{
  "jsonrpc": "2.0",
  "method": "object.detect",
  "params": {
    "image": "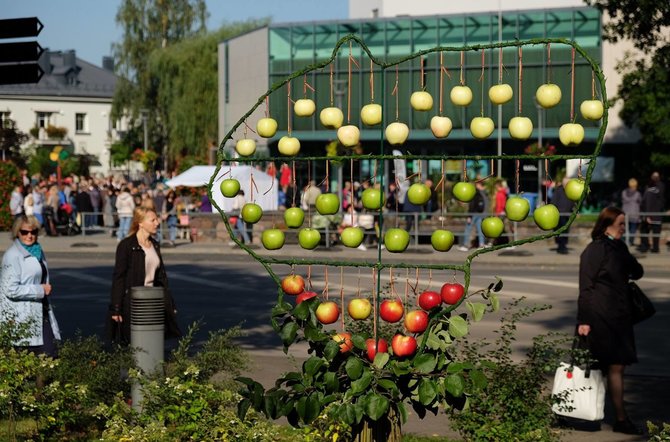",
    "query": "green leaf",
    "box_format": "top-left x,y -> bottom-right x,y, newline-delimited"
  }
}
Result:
445,373 -> 465,397
323,340 -> 340,361
469,369 -> 488,390
237,398 -> 250,420
293,301 -> 311,320
373,352 -> 390,369
351,334 -> 367,350
466,301 -> 487,322
297,392 -> 321,424
448,316 -> 469,338
493,279 -> 503,292
345,357 -> 364,380
446,362 -> 465,374
397,402 -> 408,424
377,378 -> 399,396
351,370 -> 373,394
250,382 -> 264,409
413,353 -> 437,373
365,393 -> 390,421
280,321 -> 299,346
304,356 -> 325,376
263,394 -> 278,419
322,371 -> 338,393
490,294 -> 500,312
391,360 -> 412,376
339,403 -> 357,426
425,332 -> 444,350
418,378 -> 438,406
